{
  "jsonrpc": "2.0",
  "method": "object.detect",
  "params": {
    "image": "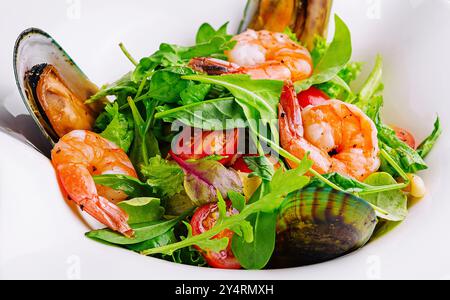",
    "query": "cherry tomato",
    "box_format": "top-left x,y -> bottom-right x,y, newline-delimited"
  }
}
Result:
391,125 -> 416,149
297,87 -> 329,109
173,128 -> 239,165
191,201 -> 241,269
